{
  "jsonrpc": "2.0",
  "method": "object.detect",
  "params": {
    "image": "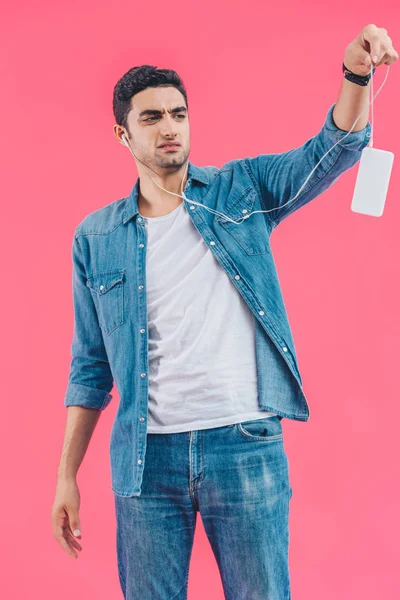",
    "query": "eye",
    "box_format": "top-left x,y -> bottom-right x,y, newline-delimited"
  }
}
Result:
144,114 -> 186,122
